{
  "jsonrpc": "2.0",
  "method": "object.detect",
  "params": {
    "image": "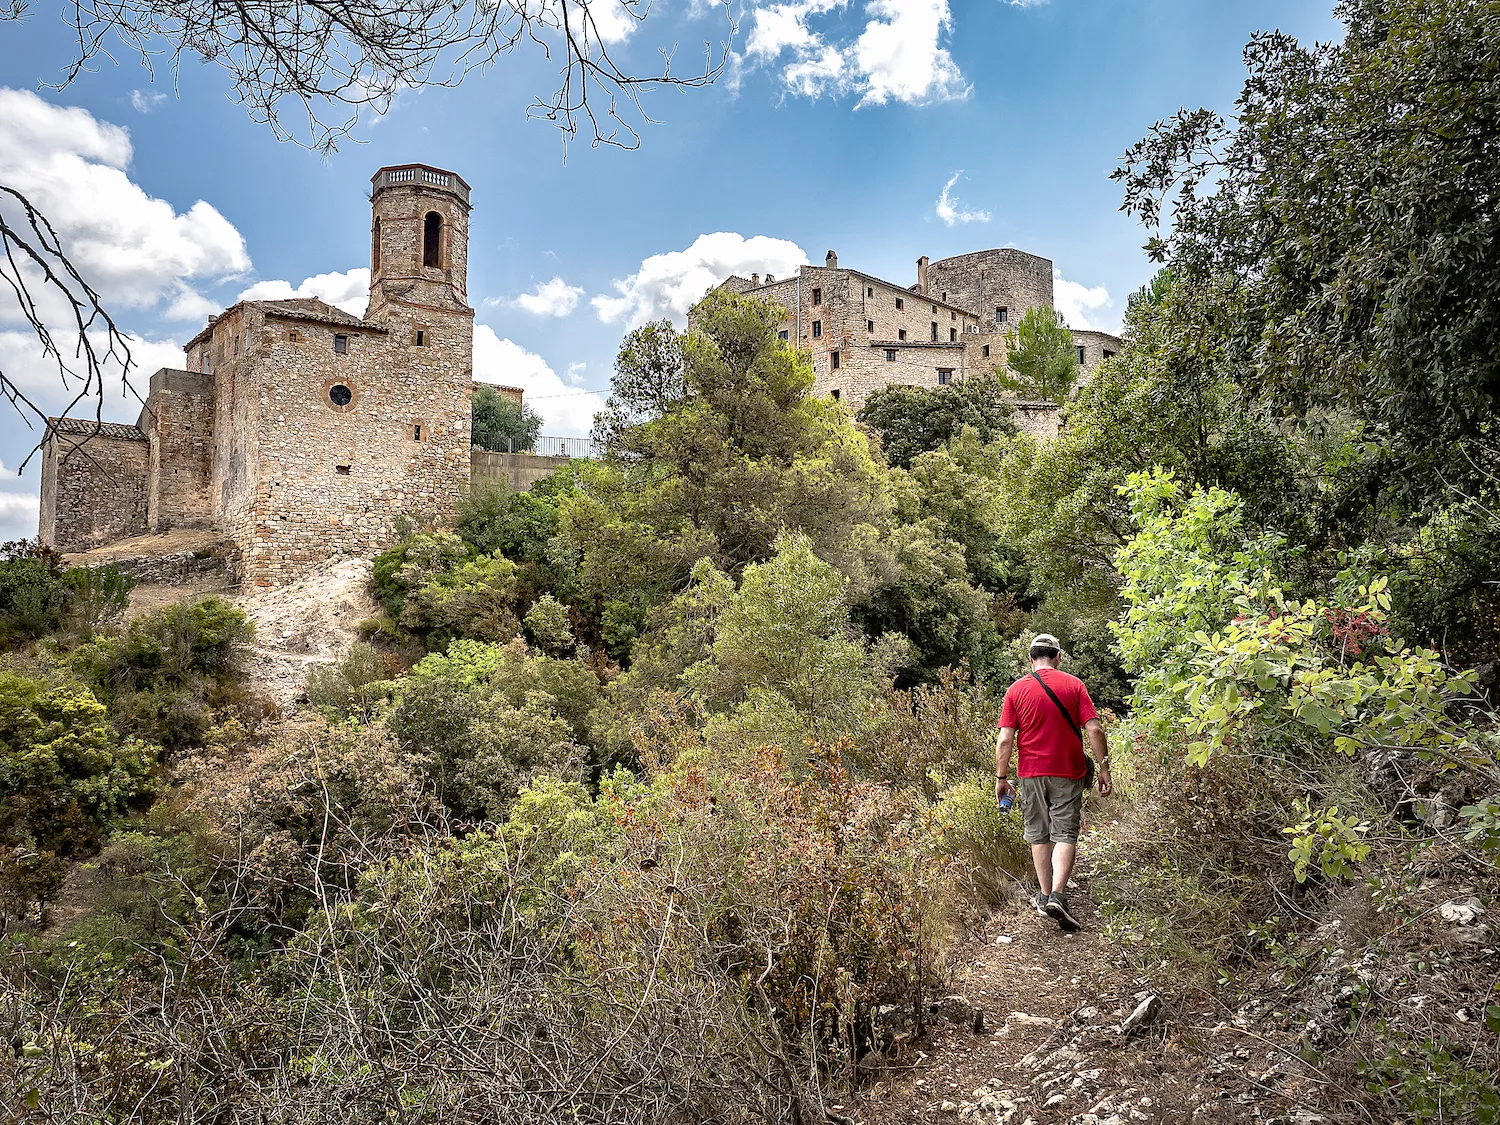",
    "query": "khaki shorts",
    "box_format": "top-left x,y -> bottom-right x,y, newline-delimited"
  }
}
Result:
1019,775 -> 1085,845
